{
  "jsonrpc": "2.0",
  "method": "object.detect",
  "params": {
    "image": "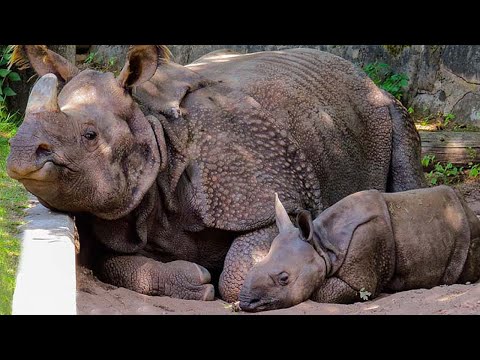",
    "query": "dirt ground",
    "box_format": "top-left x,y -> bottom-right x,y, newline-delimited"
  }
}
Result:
76,181 -> 480,315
